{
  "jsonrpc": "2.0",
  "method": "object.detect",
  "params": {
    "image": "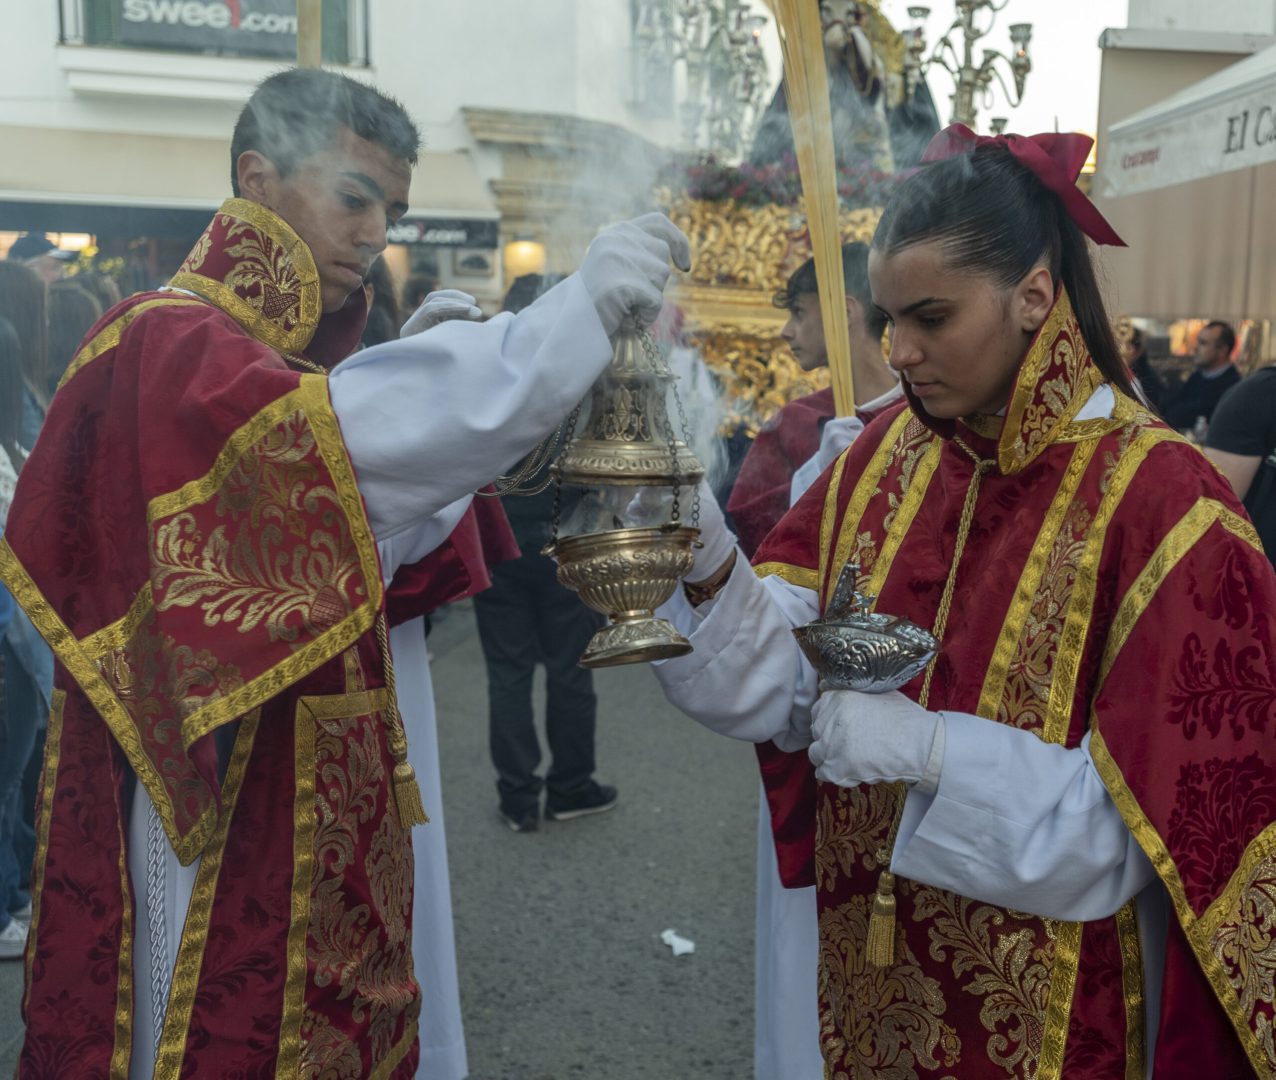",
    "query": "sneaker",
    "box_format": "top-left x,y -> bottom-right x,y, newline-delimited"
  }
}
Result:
545,783 -> 618,822
0,919 -> 27,961
9,900 -> 31,923
500,806 -> 539,833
